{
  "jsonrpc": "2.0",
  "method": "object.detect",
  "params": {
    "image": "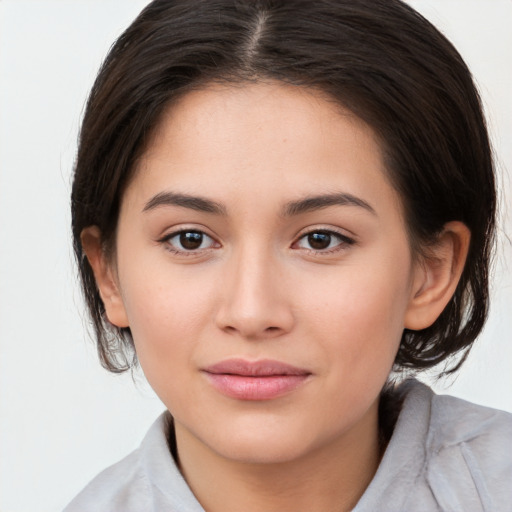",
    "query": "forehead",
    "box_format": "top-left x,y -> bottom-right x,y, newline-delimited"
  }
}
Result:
144,81 -> 379,166
125,81 -> 402,220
